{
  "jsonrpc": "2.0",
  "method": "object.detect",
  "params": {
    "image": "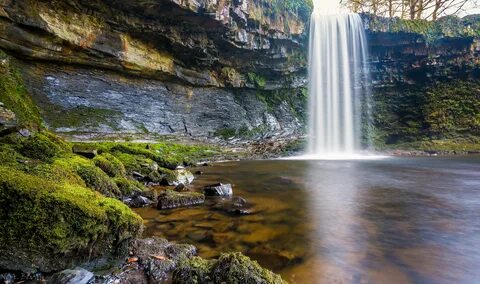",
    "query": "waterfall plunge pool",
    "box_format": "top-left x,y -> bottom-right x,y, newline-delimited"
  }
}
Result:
135,156 -> 480,283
